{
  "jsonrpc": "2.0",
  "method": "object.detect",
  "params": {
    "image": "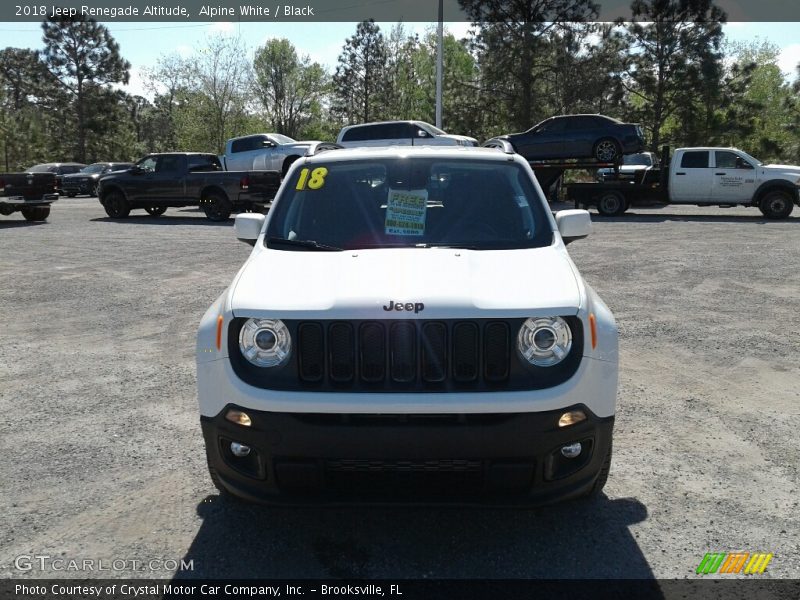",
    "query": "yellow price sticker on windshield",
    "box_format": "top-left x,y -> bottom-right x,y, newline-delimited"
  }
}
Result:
295,167 -> 328,190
